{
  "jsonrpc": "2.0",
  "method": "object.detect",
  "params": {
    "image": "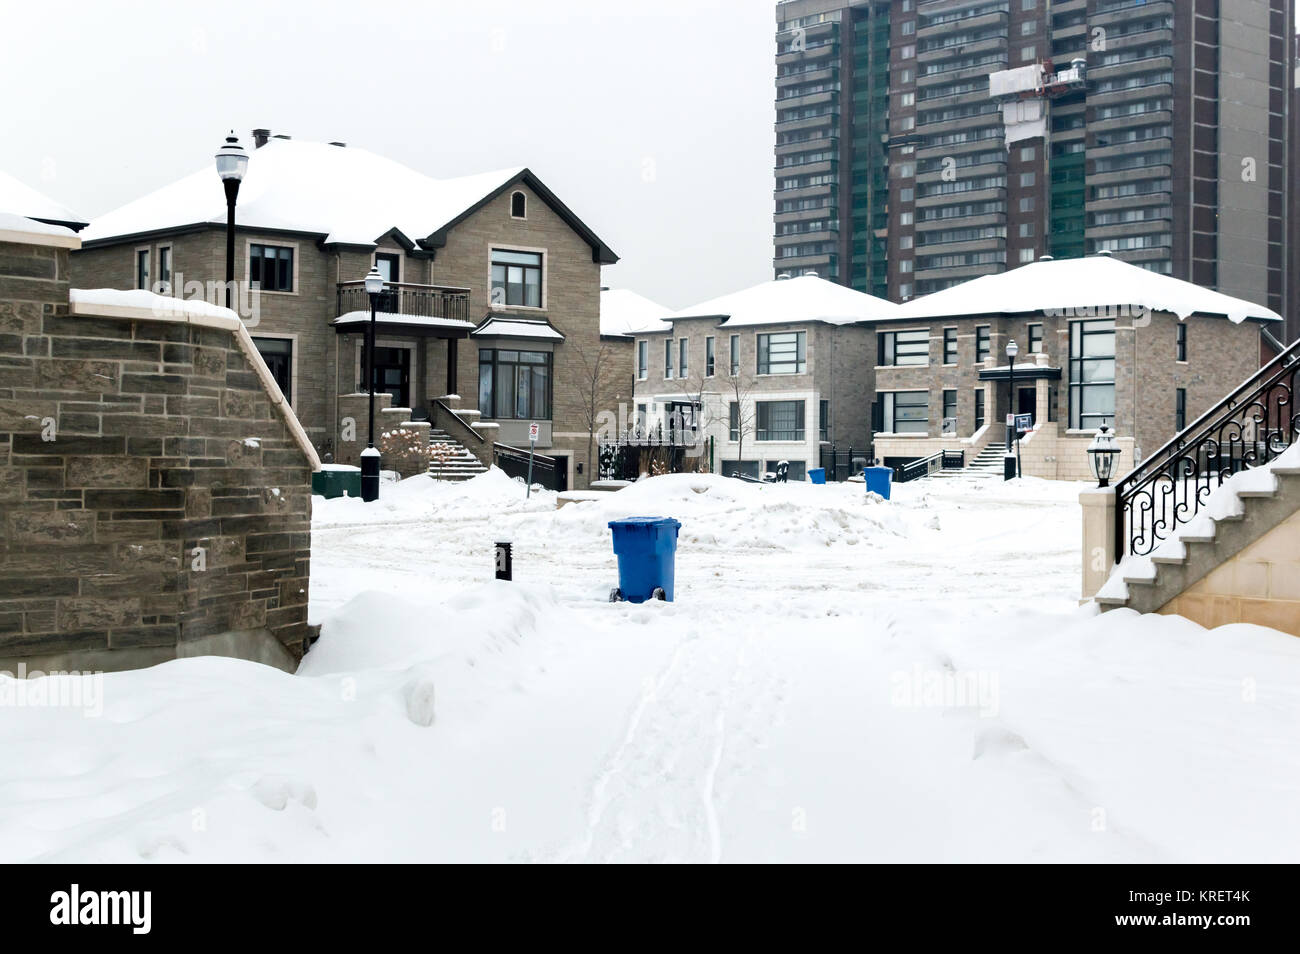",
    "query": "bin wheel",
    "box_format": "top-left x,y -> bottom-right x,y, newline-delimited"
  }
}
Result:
651,587 -> 667,601
609,587 -> 623,603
